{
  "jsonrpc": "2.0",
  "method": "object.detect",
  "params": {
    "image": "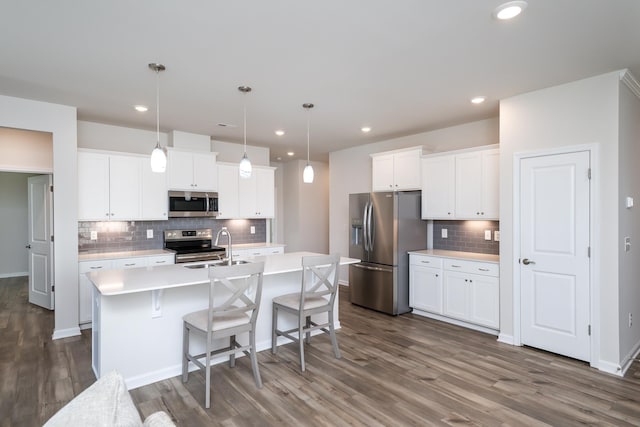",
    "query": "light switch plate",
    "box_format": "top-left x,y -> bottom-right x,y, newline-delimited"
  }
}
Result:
90,231 -> 98,240
484,230 -> 492,240
625,236 -> 631,252
494,231 -> 500,242
147,229 -> 154,239
626,196 -> 634,208
441,228 -> 448,238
